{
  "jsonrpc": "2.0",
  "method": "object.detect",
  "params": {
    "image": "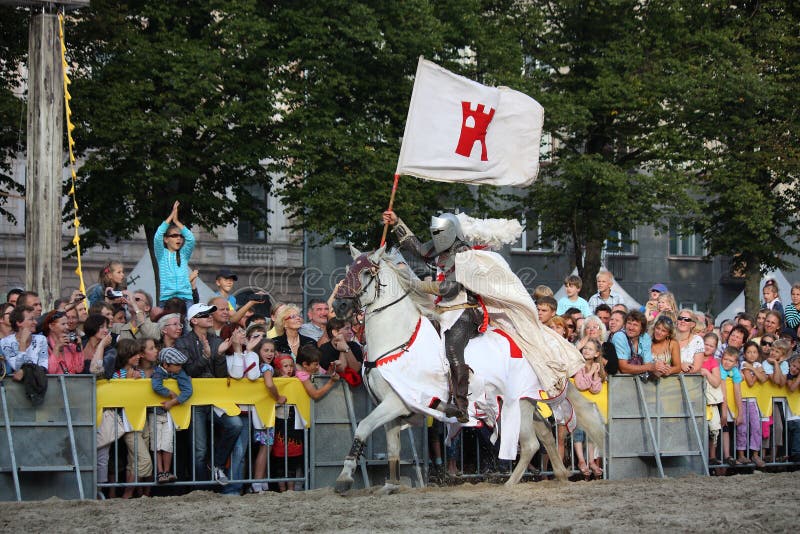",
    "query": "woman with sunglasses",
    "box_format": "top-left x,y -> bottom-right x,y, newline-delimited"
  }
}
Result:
675,309 -> 705,373
270,304 -> 315,358
154,200 -> 196,308
42,310 -> 83,375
